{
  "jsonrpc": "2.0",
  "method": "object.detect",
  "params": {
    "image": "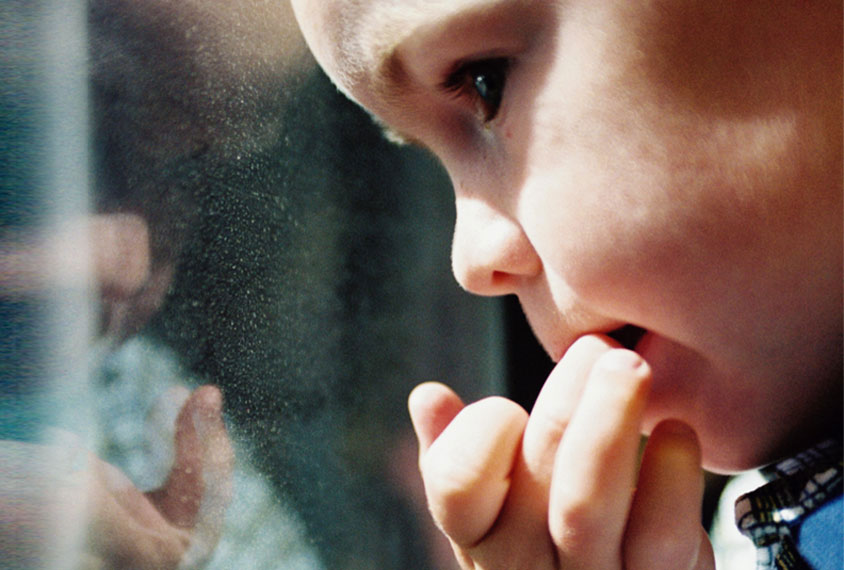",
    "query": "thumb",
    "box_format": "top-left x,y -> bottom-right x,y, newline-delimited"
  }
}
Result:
148,385 -> 233,529
624,420 -> 714,570
408,382 -> 465,454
